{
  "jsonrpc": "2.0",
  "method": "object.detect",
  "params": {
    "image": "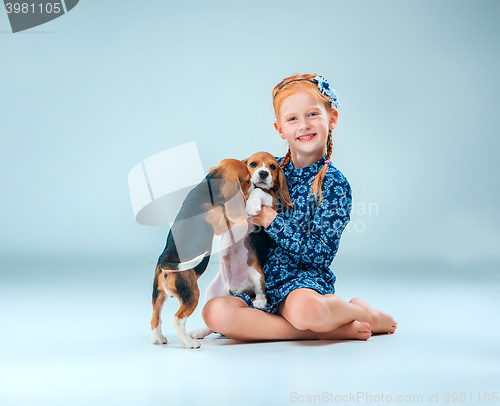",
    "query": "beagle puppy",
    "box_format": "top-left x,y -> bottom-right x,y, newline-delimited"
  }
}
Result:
150,159 -> 252,349
190,152 -> 292,340
243,151 -> 293,218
